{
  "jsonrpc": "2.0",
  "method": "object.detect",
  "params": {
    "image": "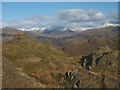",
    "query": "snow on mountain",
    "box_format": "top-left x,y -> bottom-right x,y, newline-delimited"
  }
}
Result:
17,23 -> 119,33
97,23 -> 119,28
70,27 -> 92,31
18,26 -> 50,32
18,26 -> 92,32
